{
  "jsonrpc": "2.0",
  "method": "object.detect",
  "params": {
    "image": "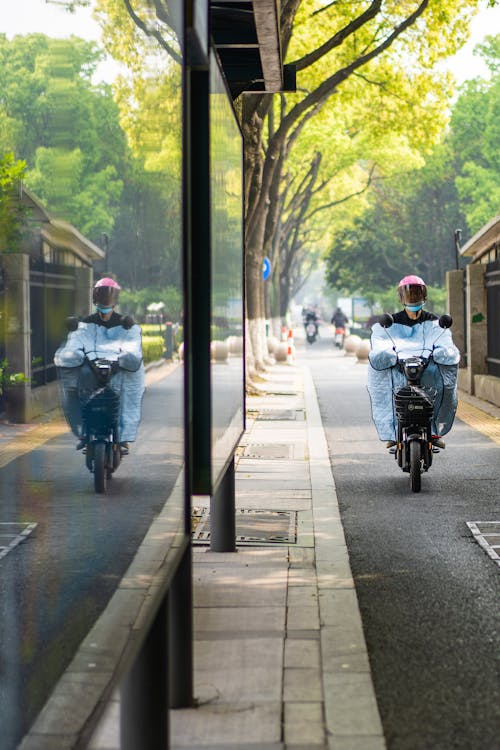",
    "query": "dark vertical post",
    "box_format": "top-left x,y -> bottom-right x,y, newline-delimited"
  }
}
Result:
454,228 -> 462,271
169,543 -> 193,707
210,457 -> 236,552
189,67 -> 212,493
120,597 -> 169,750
